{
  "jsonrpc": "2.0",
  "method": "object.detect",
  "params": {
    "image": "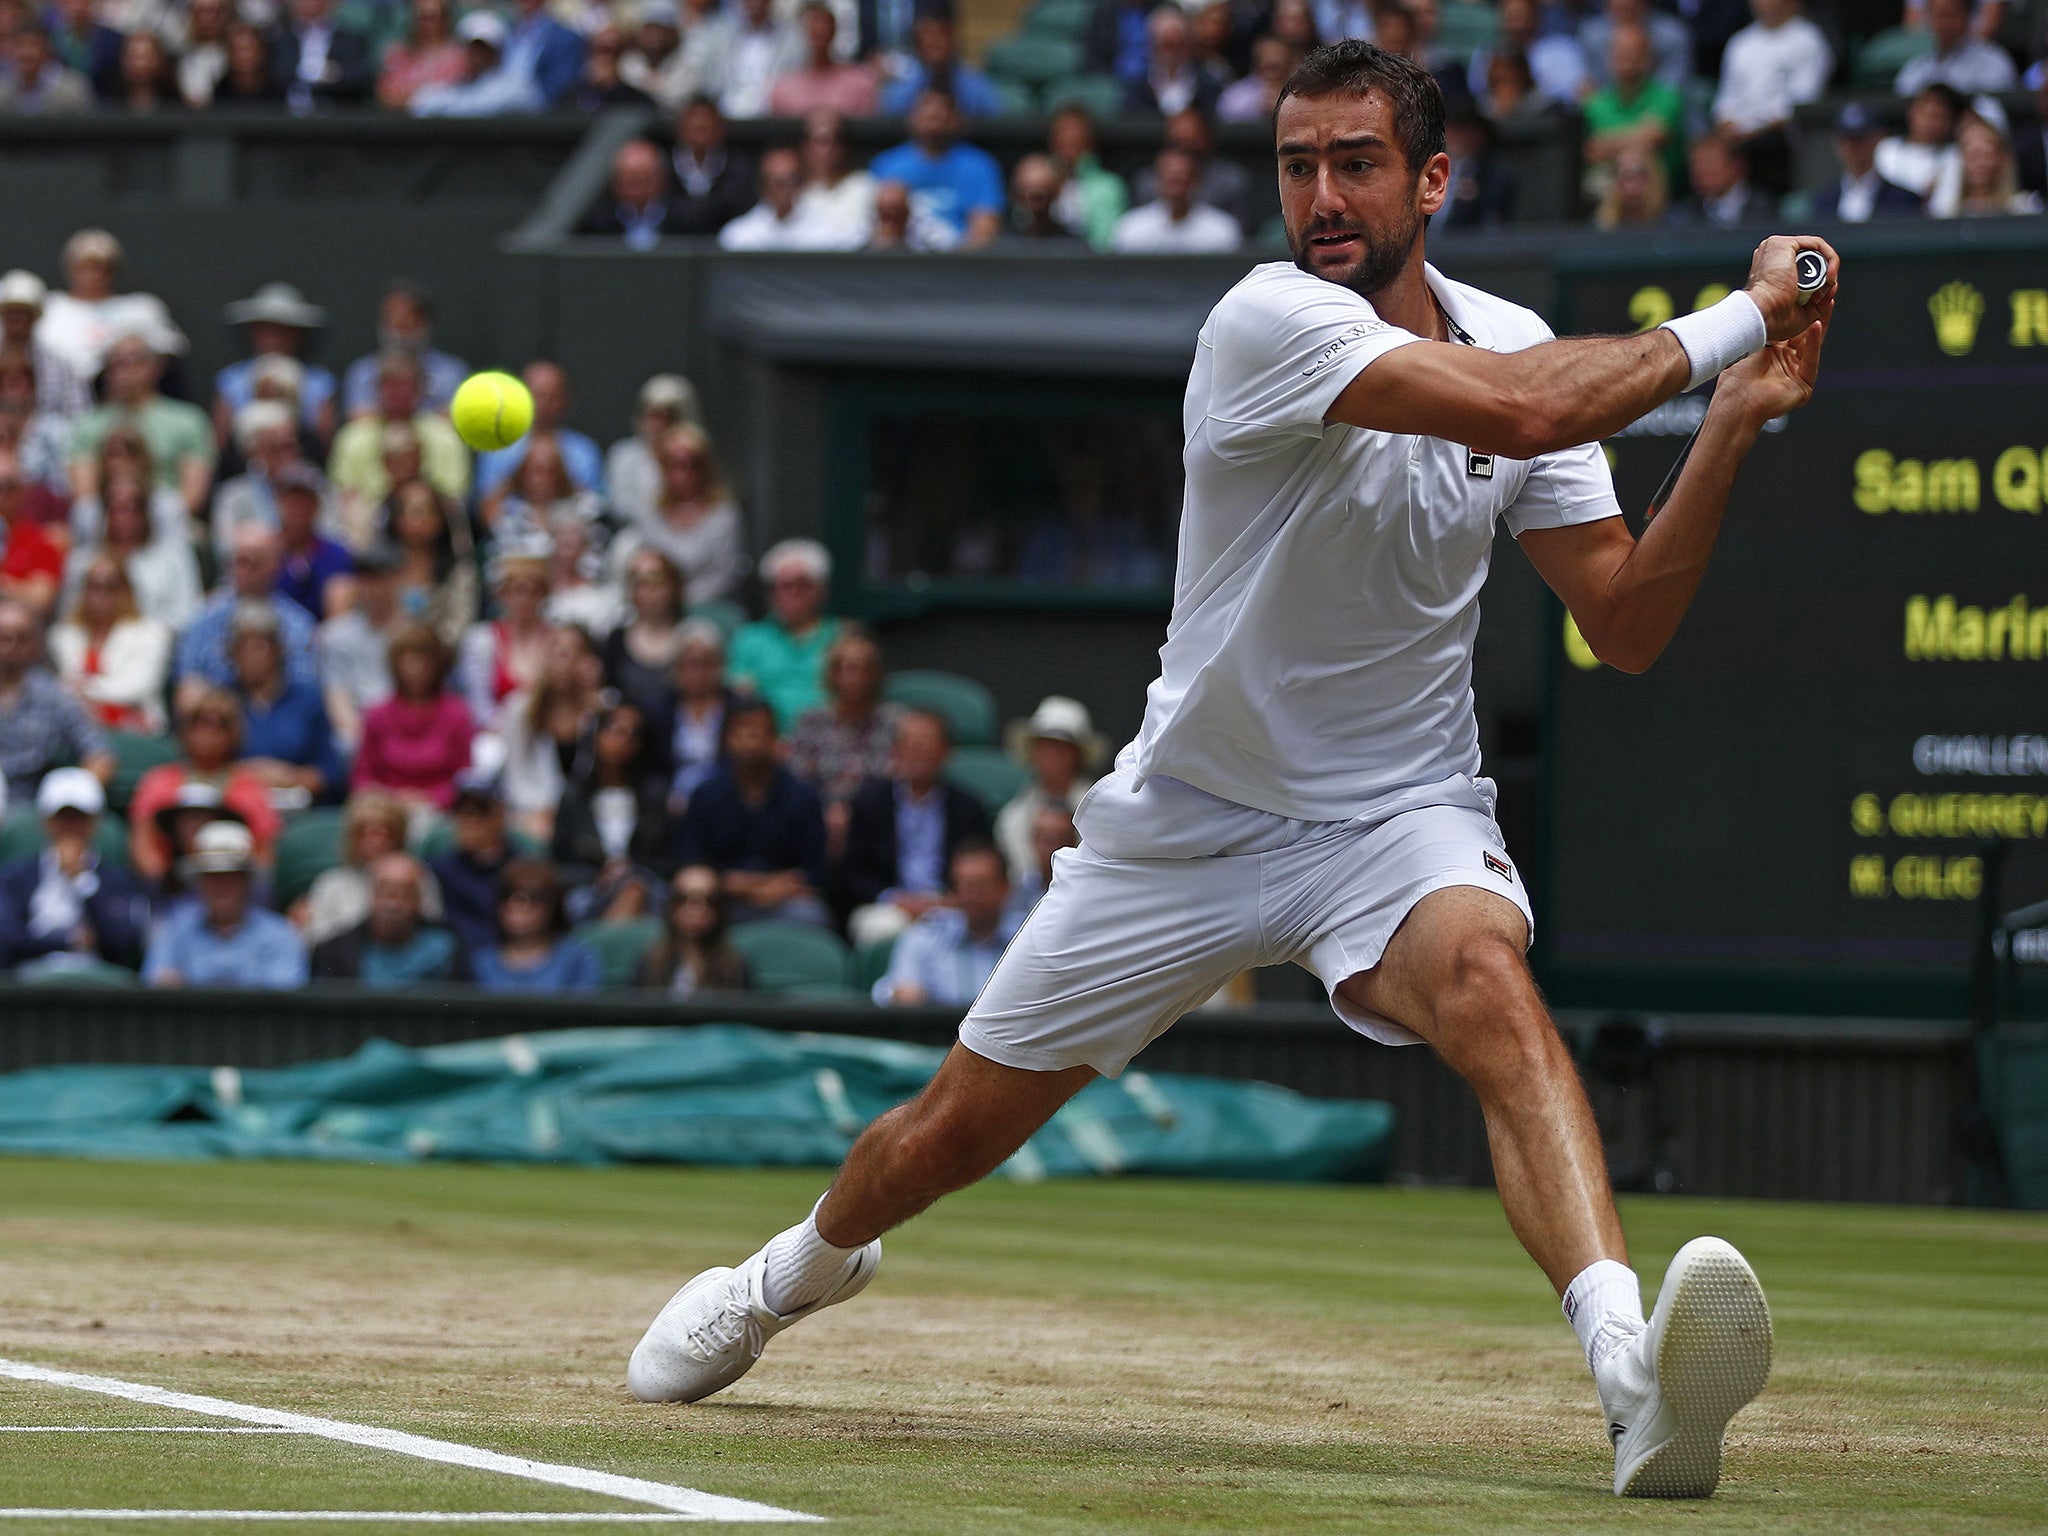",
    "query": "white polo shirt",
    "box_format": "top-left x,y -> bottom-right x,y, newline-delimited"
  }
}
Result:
1130,260 -> 1620,824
